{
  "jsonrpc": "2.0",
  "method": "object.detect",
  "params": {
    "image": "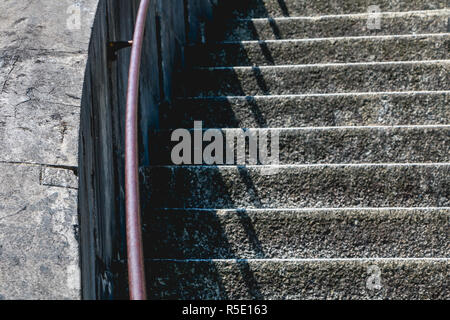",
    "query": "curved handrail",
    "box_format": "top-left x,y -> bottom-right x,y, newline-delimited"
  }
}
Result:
125,0 -> 150,300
